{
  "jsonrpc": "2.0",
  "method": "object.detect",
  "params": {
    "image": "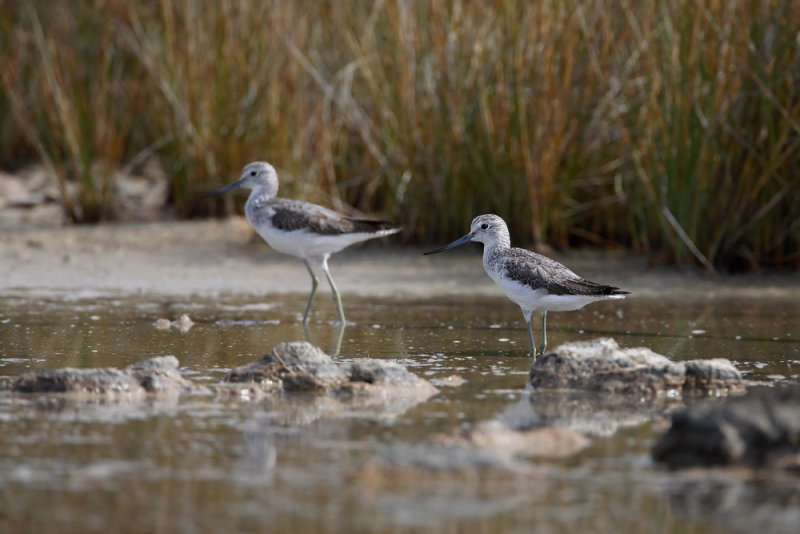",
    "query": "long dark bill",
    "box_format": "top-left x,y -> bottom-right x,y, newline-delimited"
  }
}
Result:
200,179 -> 243,199
423,233 -> 473,255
